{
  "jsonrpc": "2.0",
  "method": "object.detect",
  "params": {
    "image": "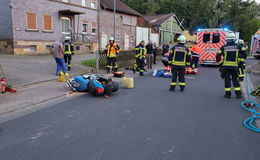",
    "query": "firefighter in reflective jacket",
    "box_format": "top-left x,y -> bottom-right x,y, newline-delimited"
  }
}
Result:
237,39 -> 248,81
106,37 -> 120,73
168,35 -> 191,91
187,41 -> 201,74
63,36 -> 75,71
216,32 -> 243,99
134,40 -> 147,76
